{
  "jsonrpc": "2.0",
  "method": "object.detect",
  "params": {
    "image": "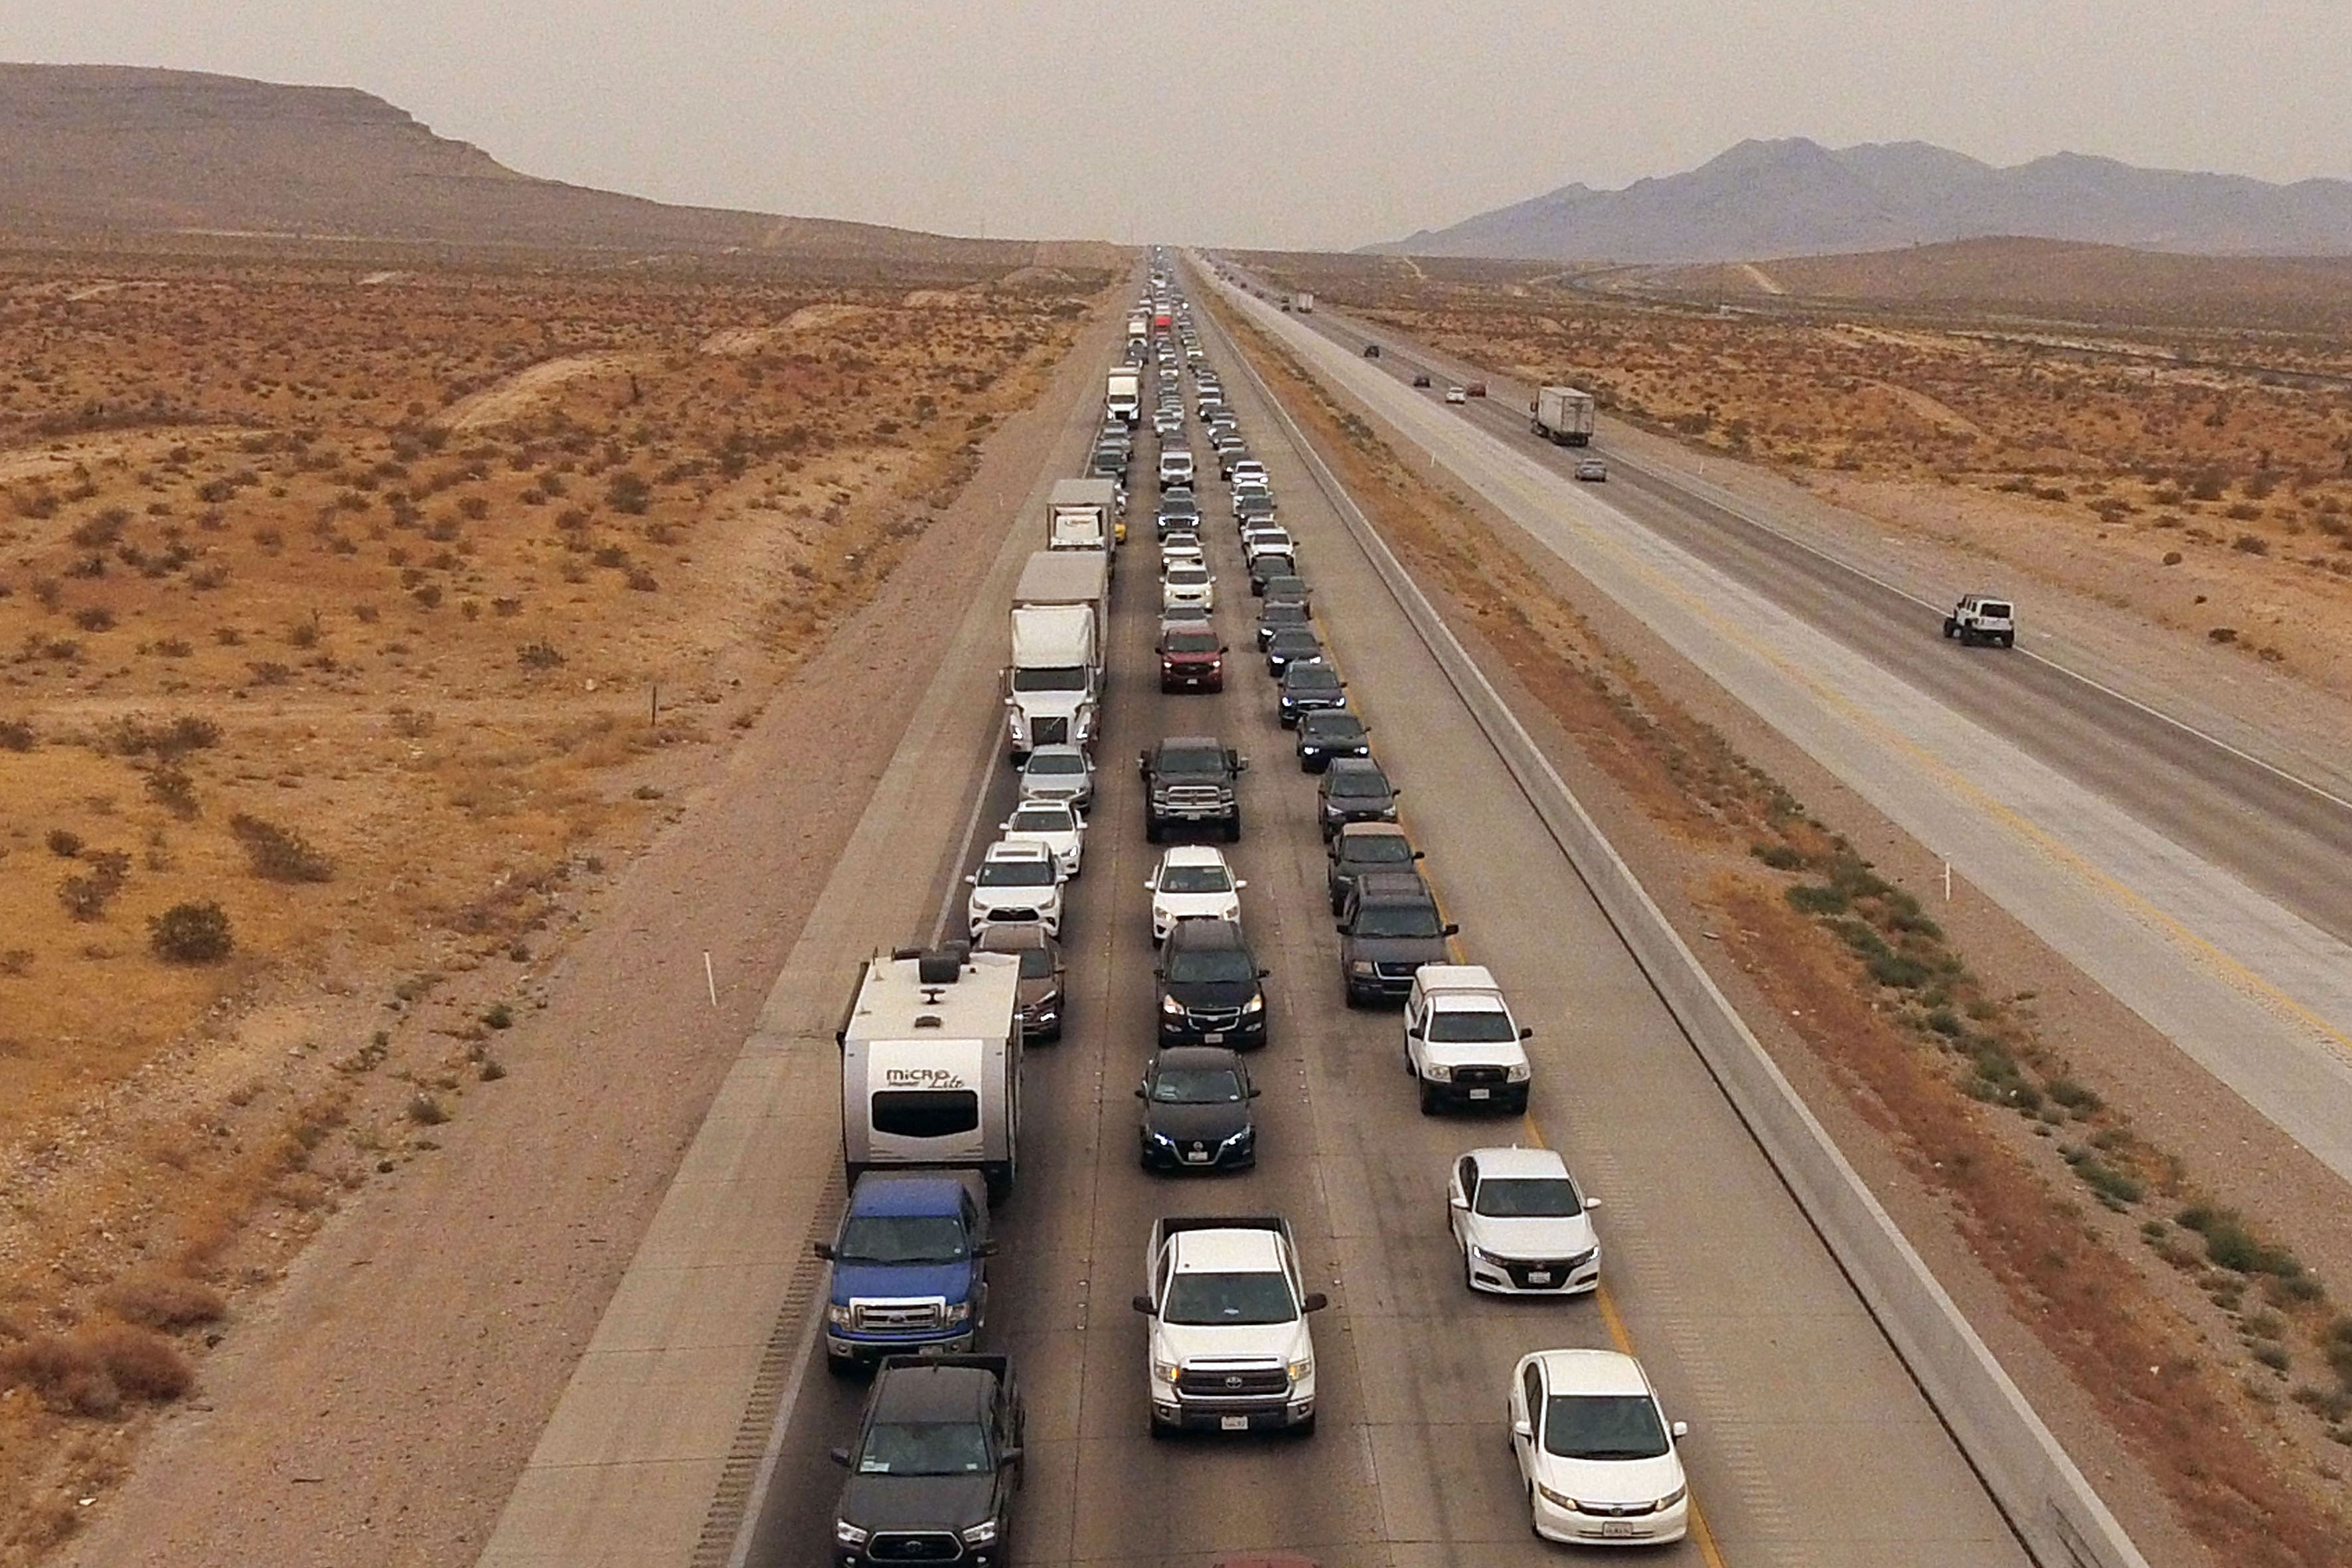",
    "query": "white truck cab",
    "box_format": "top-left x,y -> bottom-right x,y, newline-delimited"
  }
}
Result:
1404,964 -> 1533,1115
1133,1215 -> 1326,1437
